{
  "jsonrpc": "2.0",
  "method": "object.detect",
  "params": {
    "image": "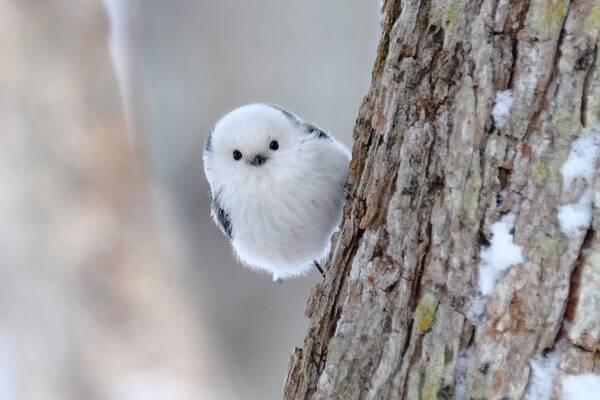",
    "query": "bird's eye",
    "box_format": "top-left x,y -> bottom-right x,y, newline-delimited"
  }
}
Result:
269,140 -> 279,151
233,150 -> 242,160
